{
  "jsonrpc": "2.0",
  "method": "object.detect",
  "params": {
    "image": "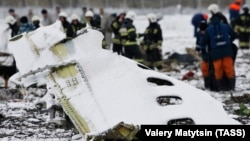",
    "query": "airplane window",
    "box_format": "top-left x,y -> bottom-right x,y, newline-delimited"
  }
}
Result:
167,118 -> 195,125
147,77 -> 174,86
157,96 -> 182,106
